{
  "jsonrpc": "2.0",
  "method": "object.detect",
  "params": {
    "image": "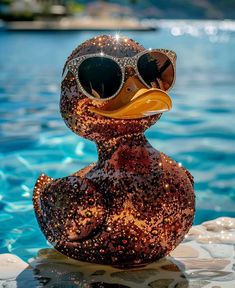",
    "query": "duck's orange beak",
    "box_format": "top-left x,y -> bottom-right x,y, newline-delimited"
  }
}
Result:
89,77 -> 172,120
